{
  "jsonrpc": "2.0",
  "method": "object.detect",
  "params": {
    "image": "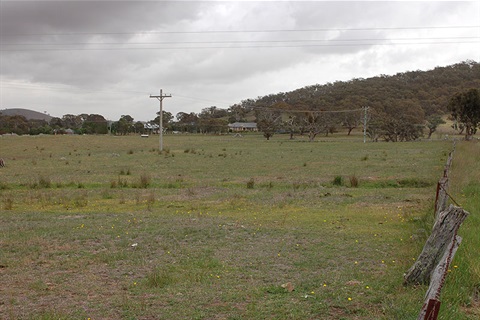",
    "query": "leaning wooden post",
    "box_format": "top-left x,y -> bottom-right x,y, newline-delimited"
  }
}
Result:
417,235 -> 462,320
404,205 -> 469,285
